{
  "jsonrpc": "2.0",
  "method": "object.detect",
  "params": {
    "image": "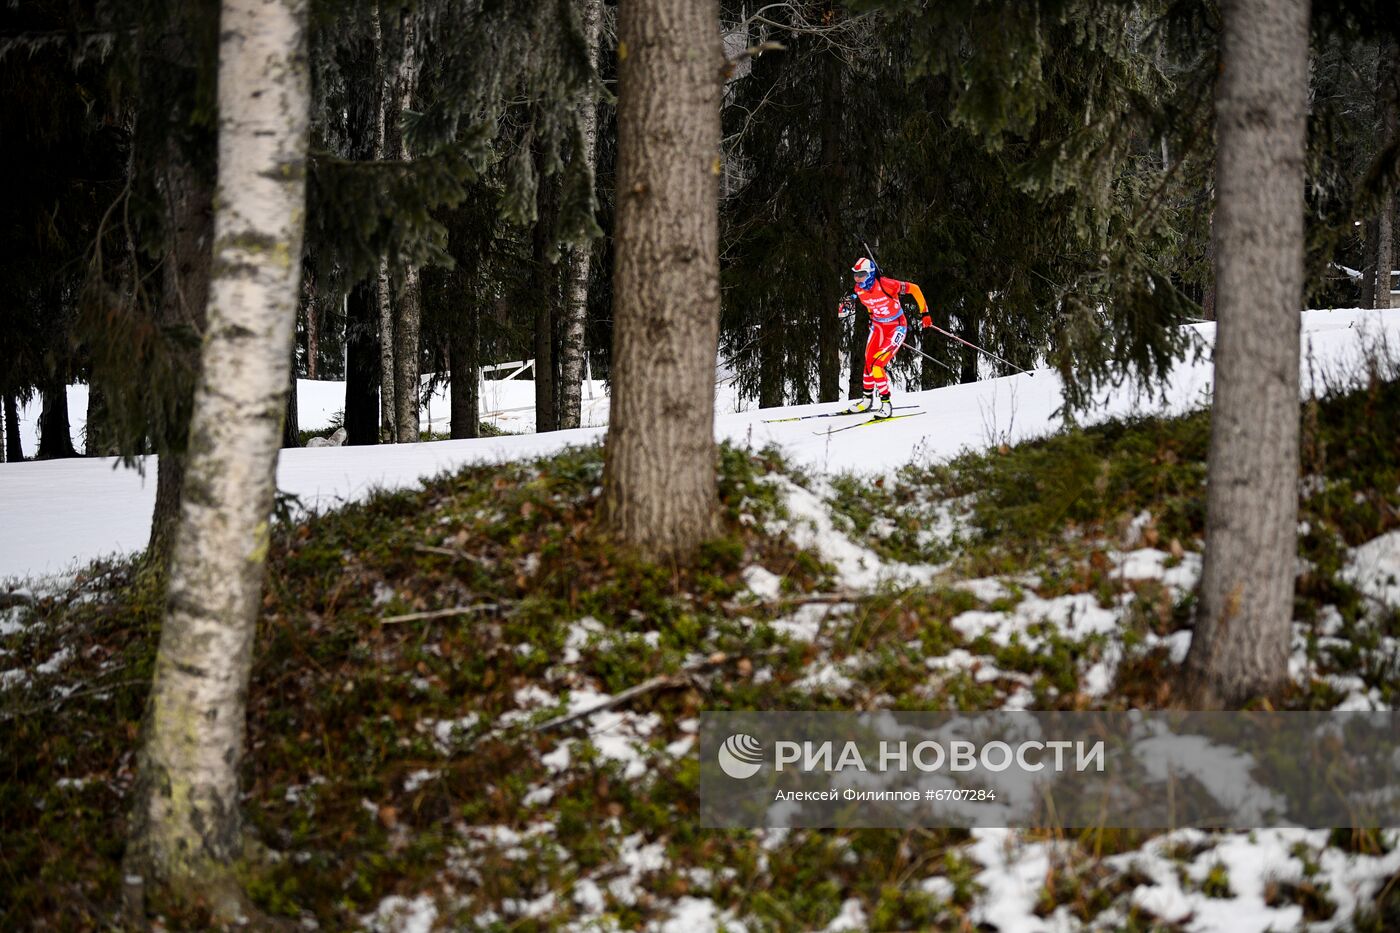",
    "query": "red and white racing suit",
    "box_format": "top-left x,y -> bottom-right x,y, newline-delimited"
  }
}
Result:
845,276 -> 927,399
